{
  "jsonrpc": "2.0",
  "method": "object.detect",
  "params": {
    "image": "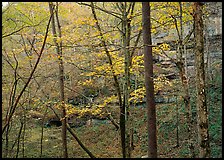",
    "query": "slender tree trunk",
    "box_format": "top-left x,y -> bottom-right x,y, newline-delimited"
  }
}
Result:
193,2 -> 210,158
56,3 -> 68,158
175,95 -> 180,147
40,106 -> 48,157
118,2 -> 135,157
4,120 -> 10,157
15,121 -> 23,158
22,116 -> 26,158
174,2 -> 195,157
121,2 -> 133,158
89,2 -> 139,157
48,105 -> 96,158
4,51 -> 19,158
48,2 -> 68,158
89,2 -> 125,157
204,20 -> 211,82
184,45 -> 188,78
90,2 -> 122,108
2,11 -> 53,135
142,2 -> 157,158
